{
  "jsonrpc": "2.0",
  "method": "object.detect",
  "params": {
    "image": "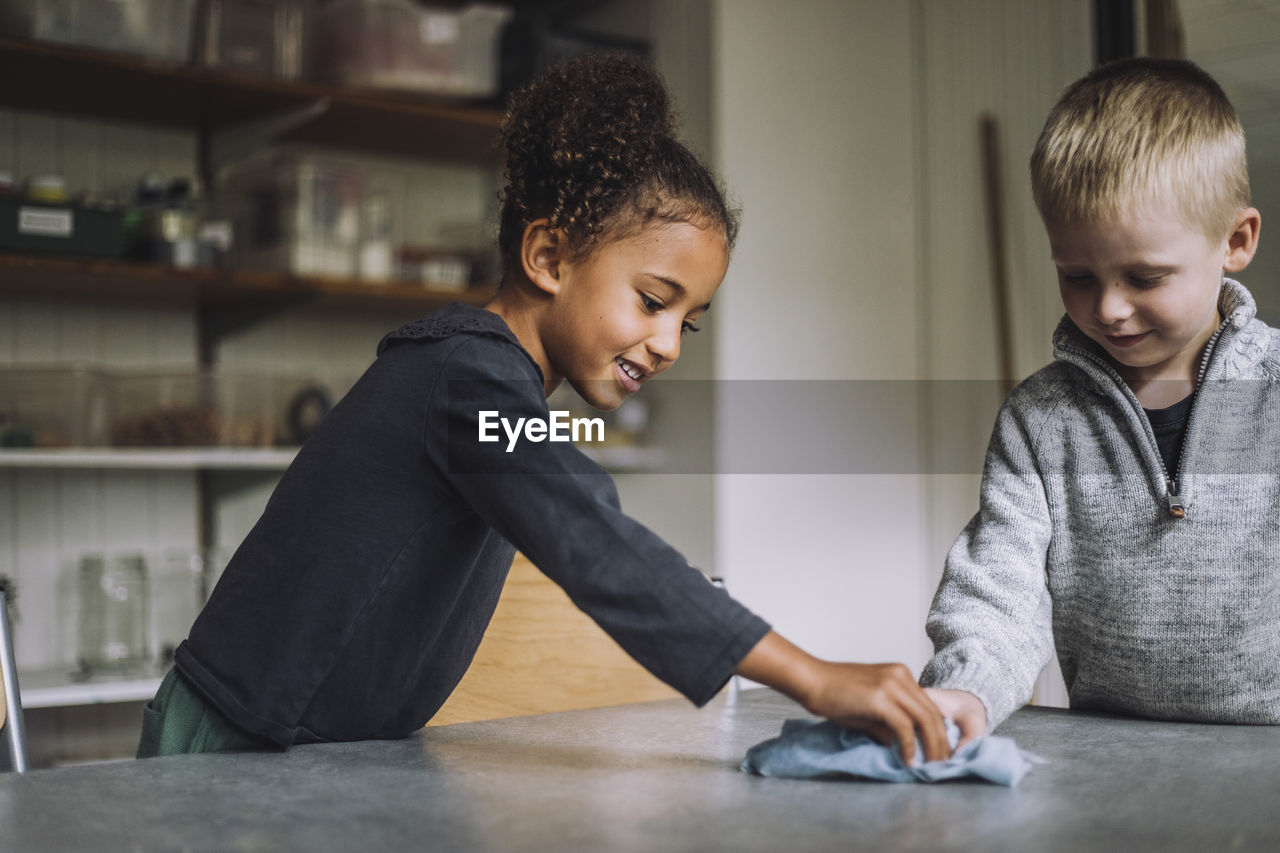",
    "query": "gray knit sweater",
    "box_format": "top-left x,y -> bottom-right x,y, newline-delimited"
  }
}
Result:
921,279 -> 1280,730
